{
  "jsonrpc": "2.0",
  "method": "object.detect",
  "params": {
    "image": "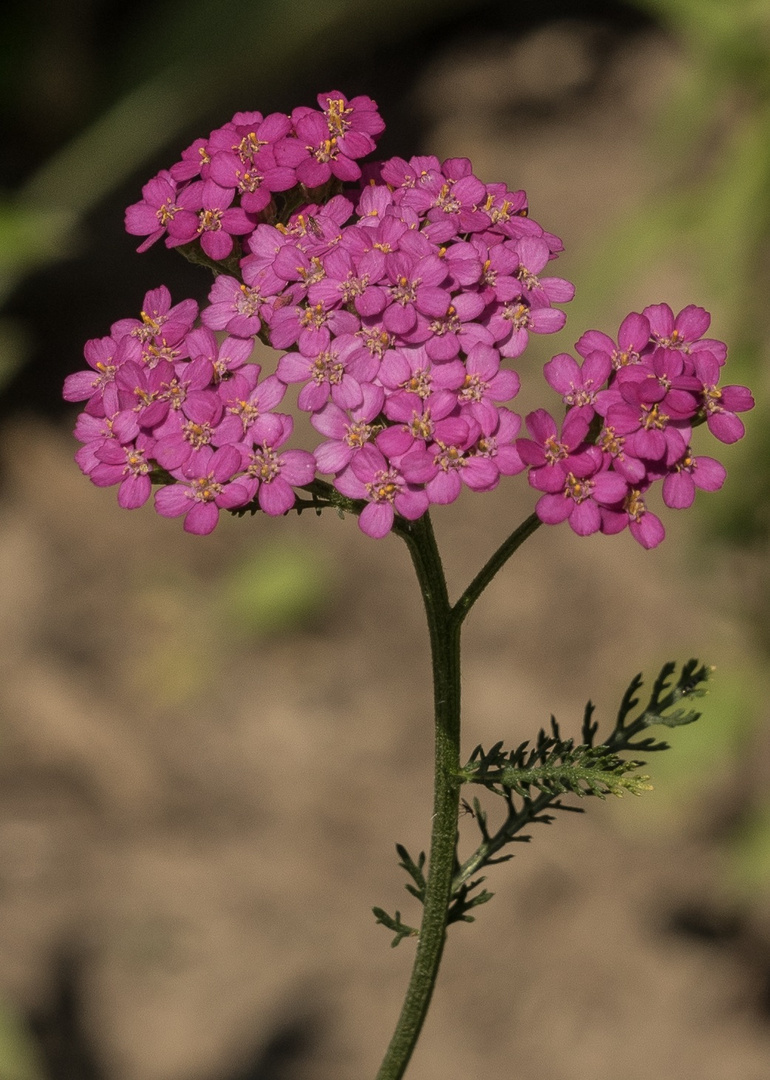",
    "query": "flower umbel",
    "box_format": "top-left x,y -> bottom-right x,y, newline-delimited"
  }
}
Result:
69,93 -> 751,547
